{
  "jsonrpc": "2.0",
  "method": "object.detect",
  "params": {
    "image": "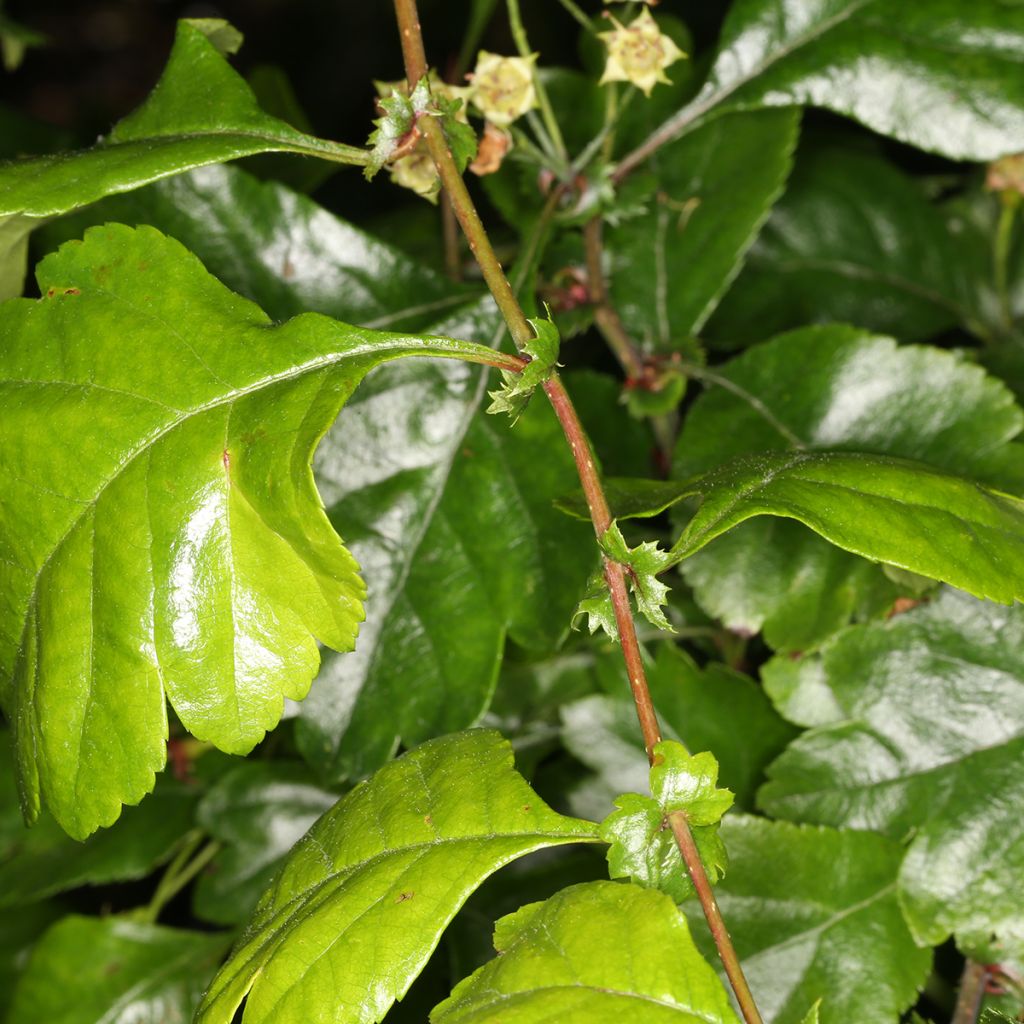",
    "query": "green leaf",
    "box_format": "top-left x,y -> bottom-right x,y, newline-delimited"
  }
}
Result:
608,107 -> 799,348
642,0 -> 1024,163
670,325 -> 1023,649
0,223 -> 512,838
0,212 -> 32,299
195,730 -> 599,1024
759,588 -> 1024,961
601,741 -> 733,902
706,145 -> 971,345
682,816 -> 931,1024
37,162 -> 477,332
0,6 -> 44,72
192,761 -> 337,926
6,915 -> 230,1024
487,314 -> 560,421
667,449 -> 1024,604
367,78 -> 431,180
0,19 -> 367,224
600,521 -> 675,632
0,901 -> 63,1018
431,880 -> 741,1024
